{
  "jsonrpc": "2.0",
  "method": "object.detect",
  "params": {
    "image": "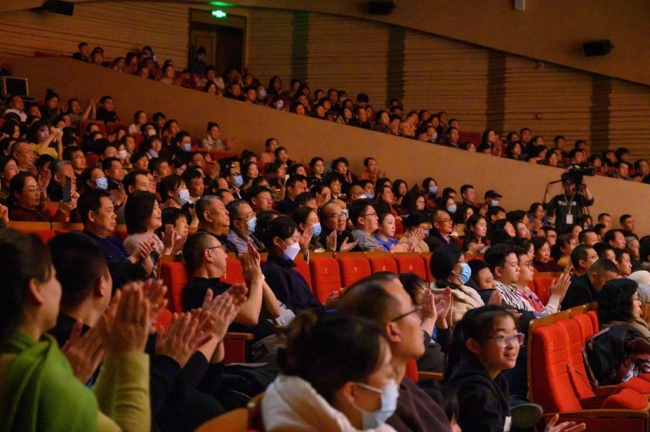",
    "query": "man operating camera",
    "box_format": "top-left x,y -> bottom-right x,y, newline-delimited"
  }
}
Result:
543,169 -> 595,234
